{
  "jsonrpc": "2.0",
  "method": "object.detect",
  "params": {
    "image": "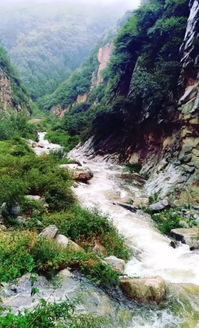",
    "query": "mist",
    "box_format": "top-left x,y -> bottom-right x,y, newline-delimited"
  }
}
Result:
1,0 -> 141,10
